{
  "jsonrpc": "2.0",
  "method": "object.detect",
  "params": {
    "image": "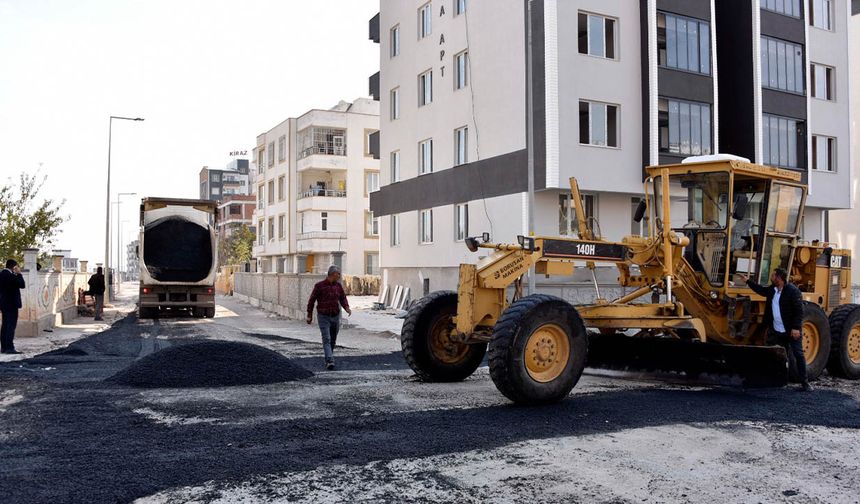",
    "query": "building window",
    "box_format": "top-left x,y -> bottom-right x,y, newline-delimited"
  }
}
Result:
579,101 -> 618,147
278,214 -> 286,240
420,209 -> 434,243
631,197 -> 645,236
658,98 -> 712,156
419,139 -> 433,175
657,12 -> 711,75
365,253 -> 380,275
268,217 -> 275,242
558,194 -> 595,236
278,135 -> 286,162
812,135 -> 836,172
257,185 -> 264,209
761,36 -> 804,94
391,214 -> 401,246
810,63 -> 834,100
390,24 -> 400,57
455,50 -> 468,90
391,150 -> 401,182
268,142 -> 275,167
296,127 -> 347,159
763,114 -> 804,169
762,0 -> 802,17
810,0 -> 833,29
455,0 -> 466,16
257,148 -> 265,174
267,180 -> 275,205
419,2 -> 432,39
258,219 -> 265,244
390,87 -> 400,120
365,211 -> 379,237
321,211 -> 328,231
455,204 -> 468,241
365,171 -> 380,195
418,70 -> 433,106
454,127 -> 468,165
364,129 -> 378,157
577,12 -> 616,59
211,173 -> 221,182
